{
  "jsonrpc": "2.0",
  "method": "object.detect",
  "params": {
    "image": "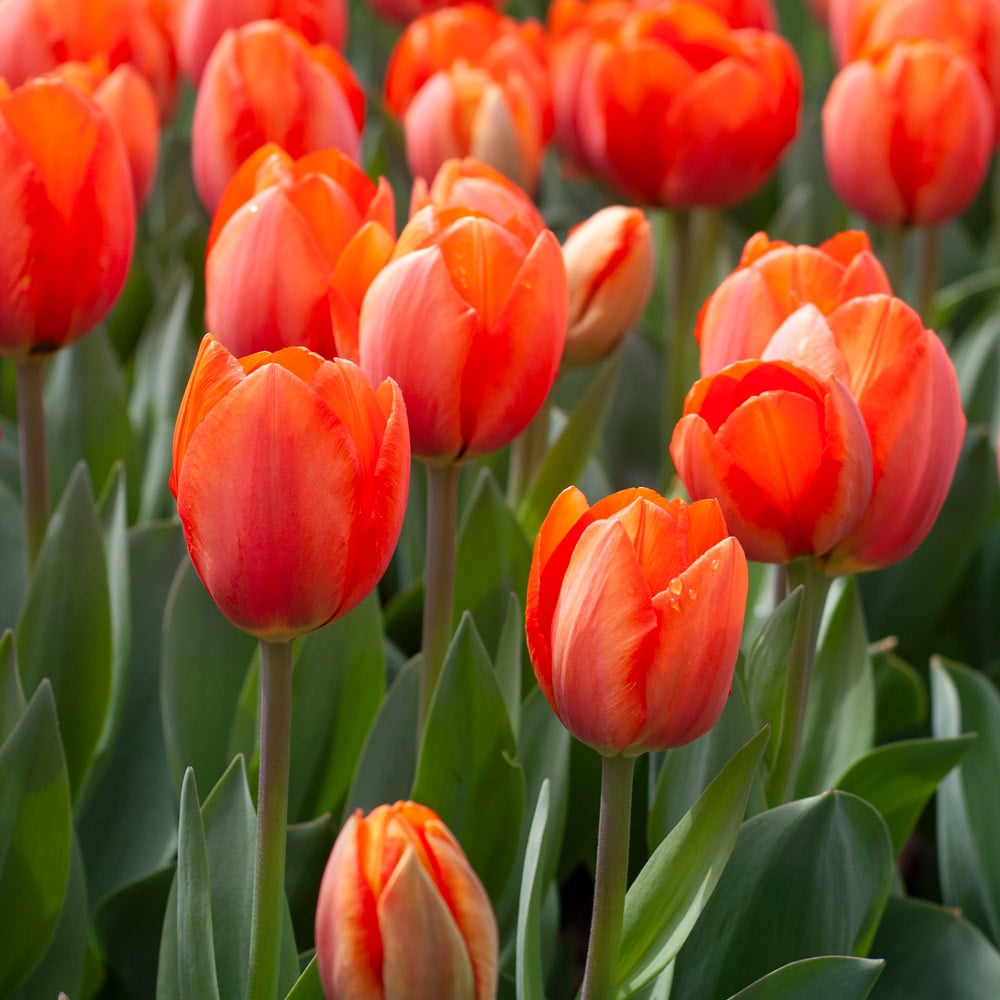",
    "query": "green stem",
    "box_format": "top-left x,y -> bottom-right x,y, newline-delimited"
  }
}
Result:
917,224 -> 940,324
419,462 -> 460,733
766,560 -> 832,806
247,638 -> 294,1000
506,395 -> 551,508
581,753 -> 636,1000
882,224 -> 907,299
15,356 -> 50,571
